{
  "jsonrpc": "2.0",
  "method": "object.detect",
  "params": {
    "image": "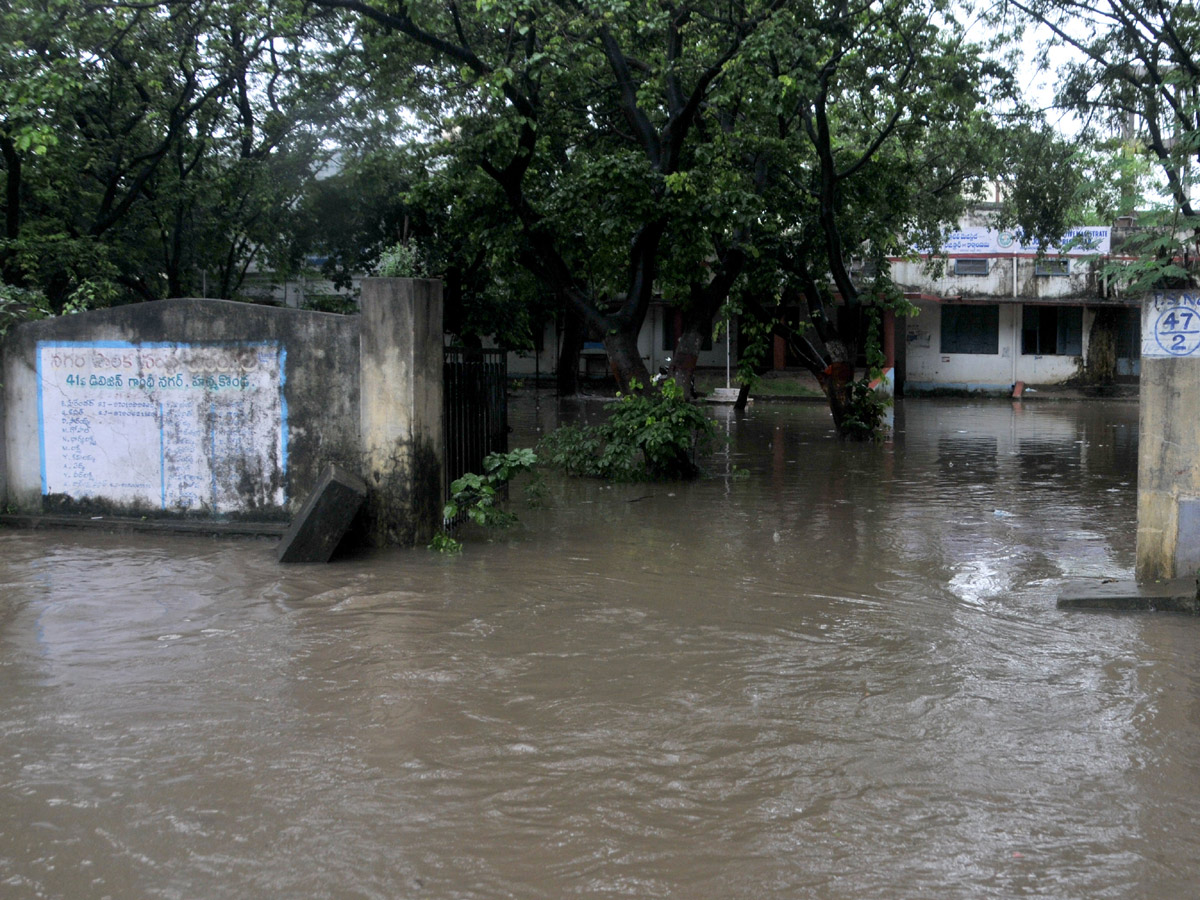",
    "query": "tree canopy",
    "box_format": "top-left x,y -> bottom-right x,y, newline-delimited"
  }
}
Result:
0,0 -> 353,310
1008,0 -> 1200,288
308,0 -> 1073,433
0,0 -> 1136,435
